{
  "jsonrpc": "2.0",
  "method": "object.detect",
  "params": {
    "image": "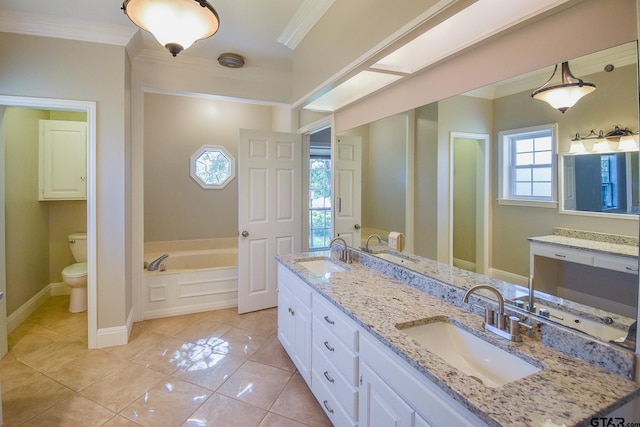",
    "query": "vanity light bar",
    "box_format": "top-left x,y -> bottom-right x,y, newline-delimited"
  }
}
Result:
570,125 -> 639,152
